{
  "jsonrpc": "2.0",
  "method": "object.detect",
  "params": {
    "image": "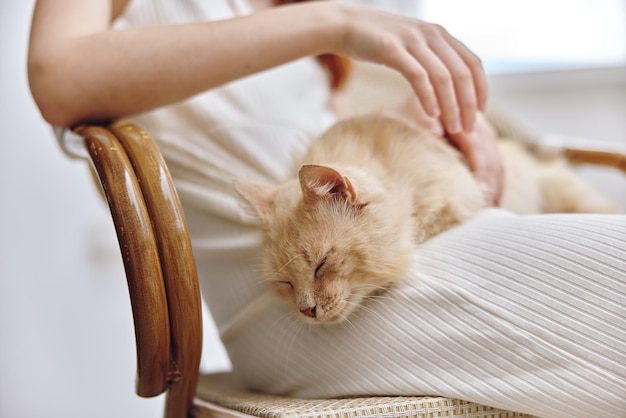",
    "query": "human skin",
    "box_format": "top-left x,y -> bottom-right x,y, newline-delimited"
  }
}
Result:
27,0 -> 502,204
